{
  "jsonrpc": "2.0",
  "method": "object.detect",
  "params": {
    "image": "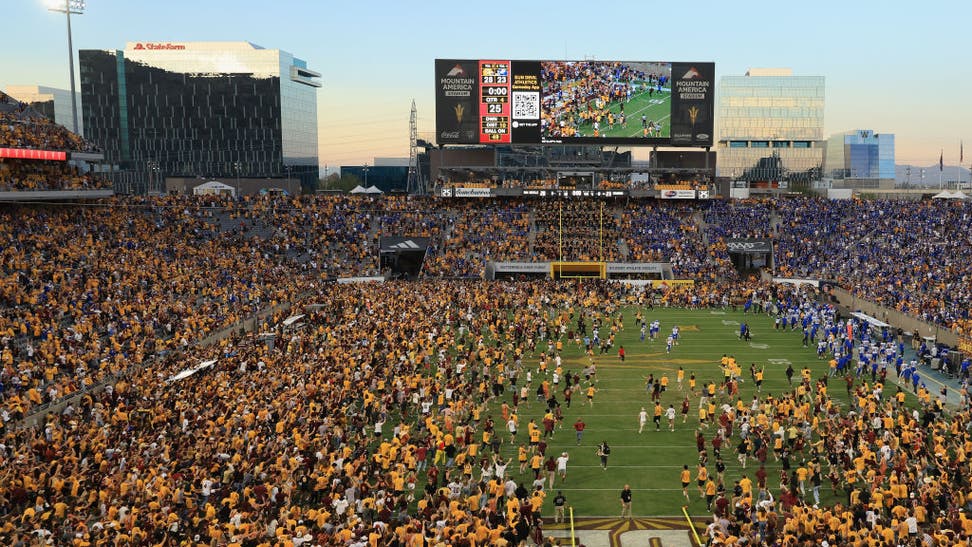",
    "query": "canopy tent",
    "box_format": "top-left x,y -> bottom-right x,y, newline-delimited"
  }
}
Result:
349,185 -> 368,194
931,190 -> 969,199
363,185 -> 384,194
193,180 -> 236,197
